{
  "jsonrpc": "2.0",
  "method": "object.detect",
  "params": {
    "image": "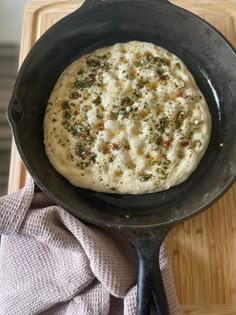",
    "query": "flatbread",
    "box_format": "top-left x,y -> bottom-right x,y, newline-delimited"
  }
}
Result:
44,41 -> 211,194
